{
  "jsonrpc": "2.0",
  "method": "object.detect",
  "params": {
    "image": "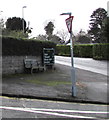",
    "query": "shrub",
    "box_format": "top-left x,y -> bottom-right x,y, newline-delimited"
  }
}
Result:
56,45 -> 71,56
2,36 -> 56,56
93,43 -> 109,60
56,44 -> 109,60
74,44 -> 93,58
56,44 -> 93,58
